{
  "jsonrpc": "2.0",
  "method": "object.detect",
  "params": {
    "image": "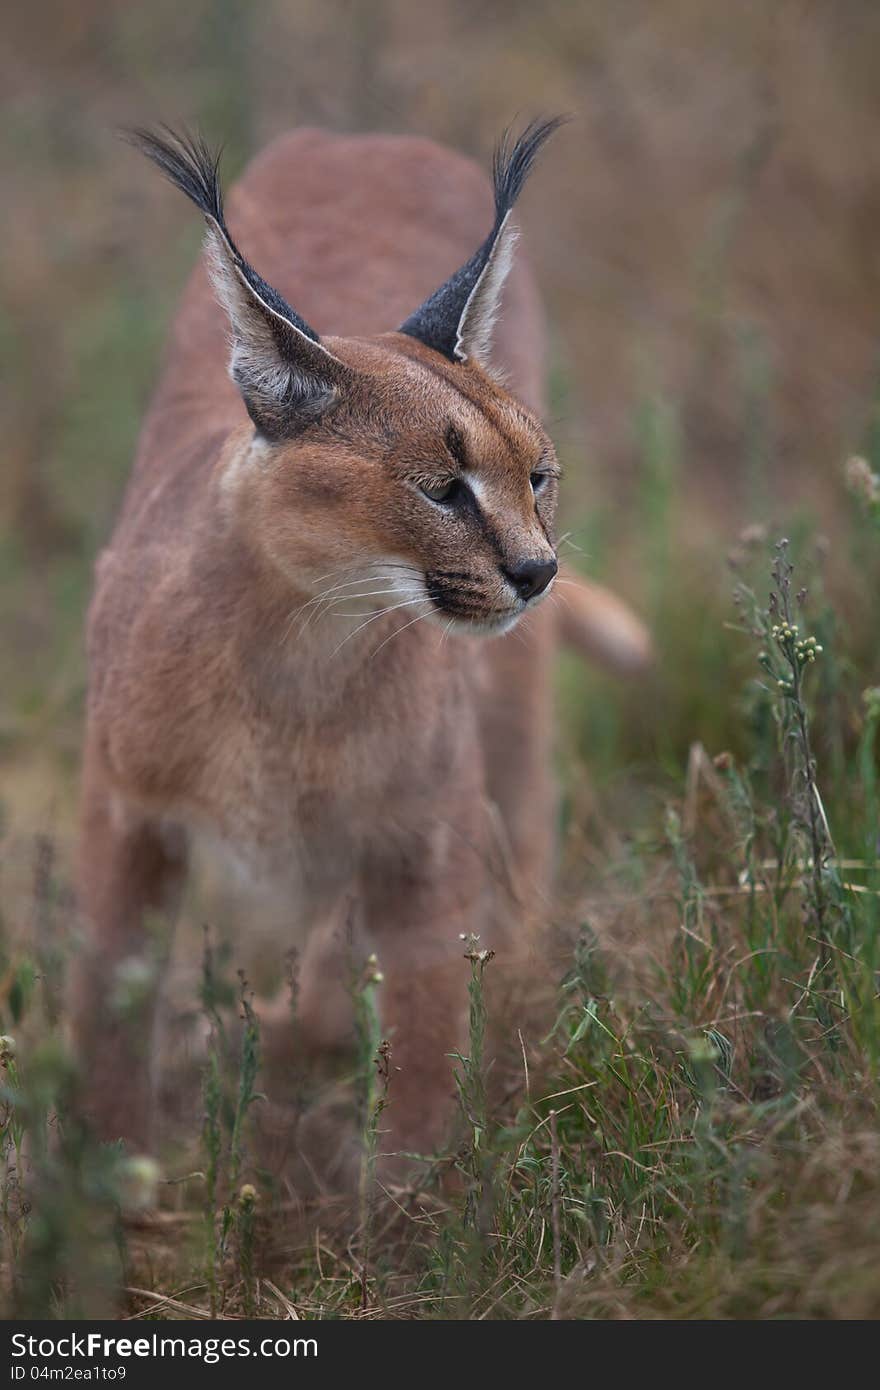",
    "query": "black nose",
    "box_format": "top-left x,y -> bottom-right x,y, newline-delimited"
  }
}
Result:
502,556 -> 558,602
